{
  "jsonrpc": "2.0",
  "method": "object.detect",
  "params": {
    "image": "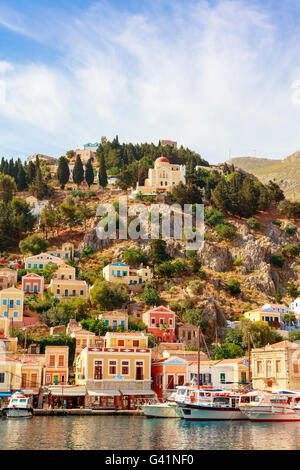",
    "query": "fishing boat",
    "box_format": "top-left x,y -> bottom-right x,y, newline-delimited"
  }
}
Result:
1,392 -> 34,419
141,388 -> 187,418
176,387 -> 246,421
239,390 -> 300,422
